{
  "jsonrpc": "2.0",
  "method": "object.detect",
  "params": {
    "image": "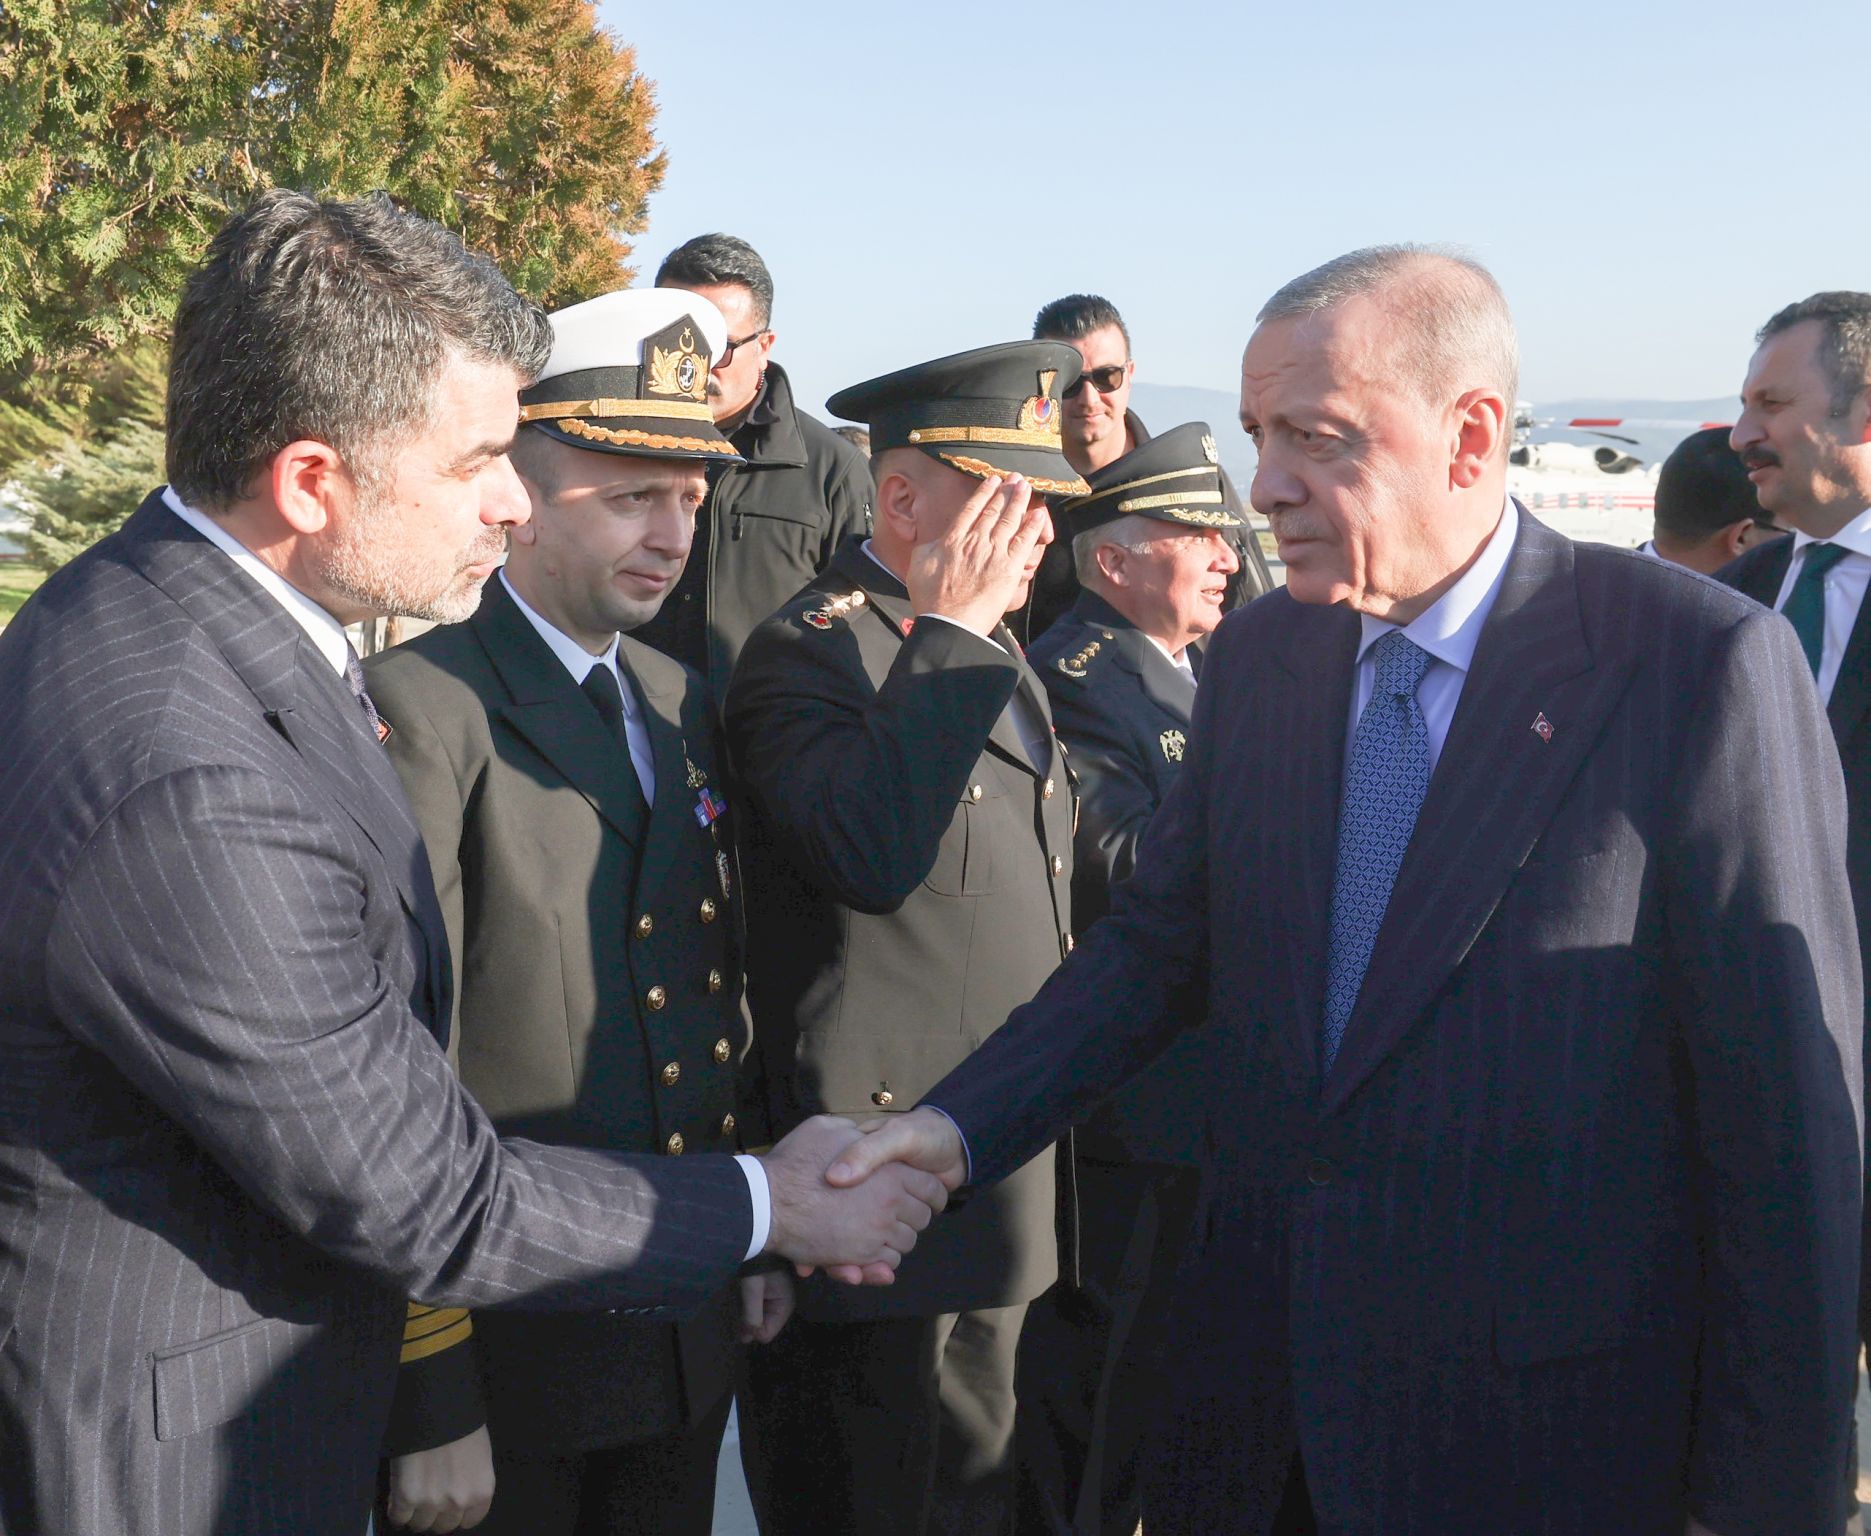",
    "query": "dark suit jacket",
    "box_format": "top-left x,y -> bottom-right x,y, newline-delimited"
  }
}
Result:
725,538 -> 1074,1318
1029,591 -> 1212,1166
929,510 -> 1863,1535
0,494 -> 753,1536
366,578 -> 751,1456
